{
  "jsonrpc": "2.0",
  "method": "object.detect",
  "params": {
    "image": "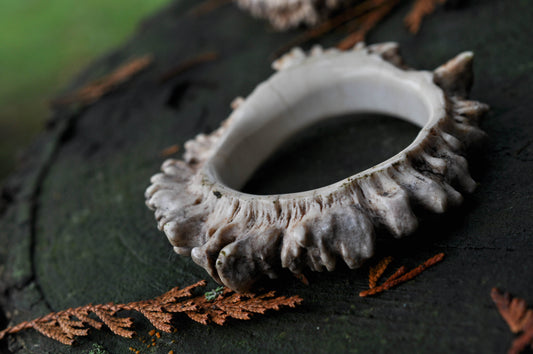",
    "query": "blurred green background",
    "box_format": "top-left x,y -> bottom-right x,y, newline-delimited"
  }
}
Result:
0,0 -> 170,184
